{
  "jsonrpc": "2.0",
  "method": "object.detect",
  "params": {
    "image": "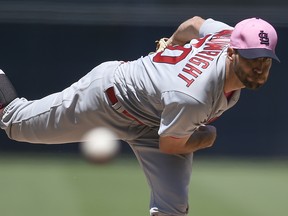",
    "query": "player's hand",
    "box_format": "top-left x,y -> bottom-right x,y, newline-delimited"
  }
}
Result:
149,37 -> 170,54
159,125 -> 216,155
155,38 -> 169,53
190,125 -> 217,151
